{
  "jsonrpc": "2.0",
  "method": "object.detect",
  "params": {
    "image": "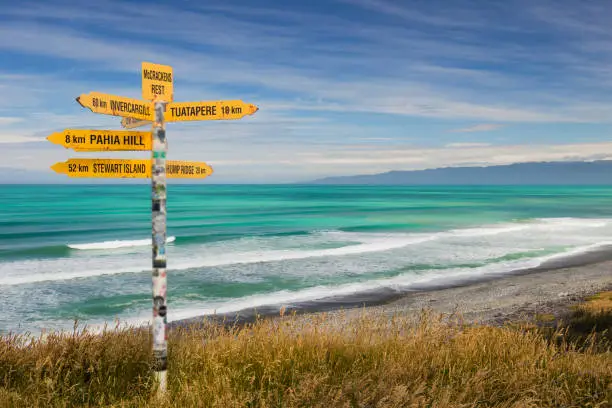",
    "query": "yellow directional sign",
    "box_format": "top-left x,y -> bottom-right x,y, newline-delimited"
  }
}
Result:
165,100 -> 258,122
51,159 -> 213,179
76,92 -> 154,121
121,117 -> 152,129
166,161 -> 213,178
47,129 -> 152,151
142,62 -> 173,102
51,159 -> 150,178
